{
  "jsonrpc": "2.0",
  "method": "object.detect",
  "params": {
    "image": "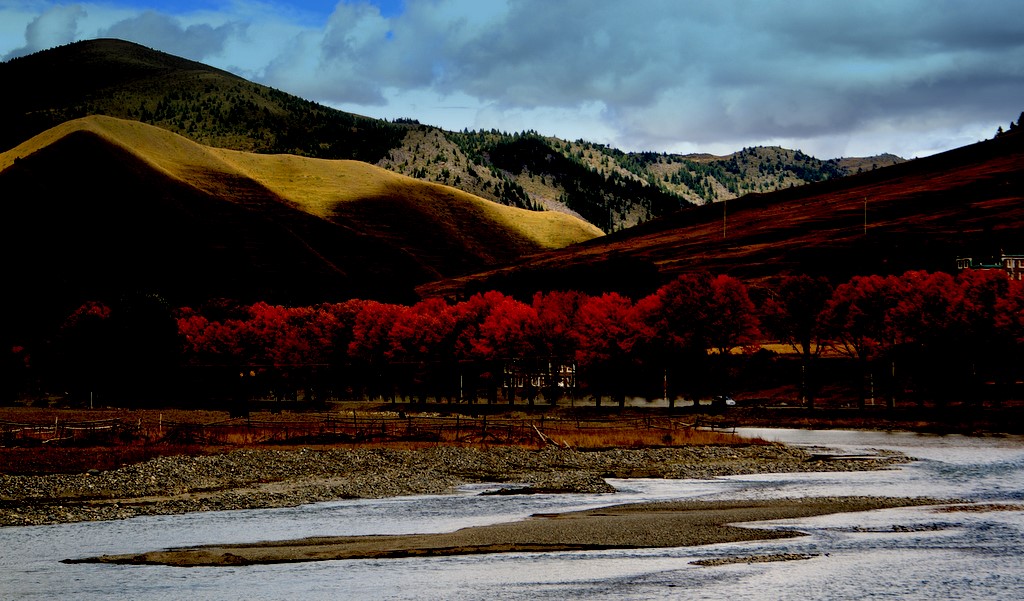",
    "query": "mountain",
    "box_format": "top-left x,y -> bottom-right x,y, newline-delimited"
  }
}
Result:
0,38 -> 405,163
0,115 -> 602,340
3,39 -> 1012,311
0,39 -> 902,233
417,129 -> 1024,300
